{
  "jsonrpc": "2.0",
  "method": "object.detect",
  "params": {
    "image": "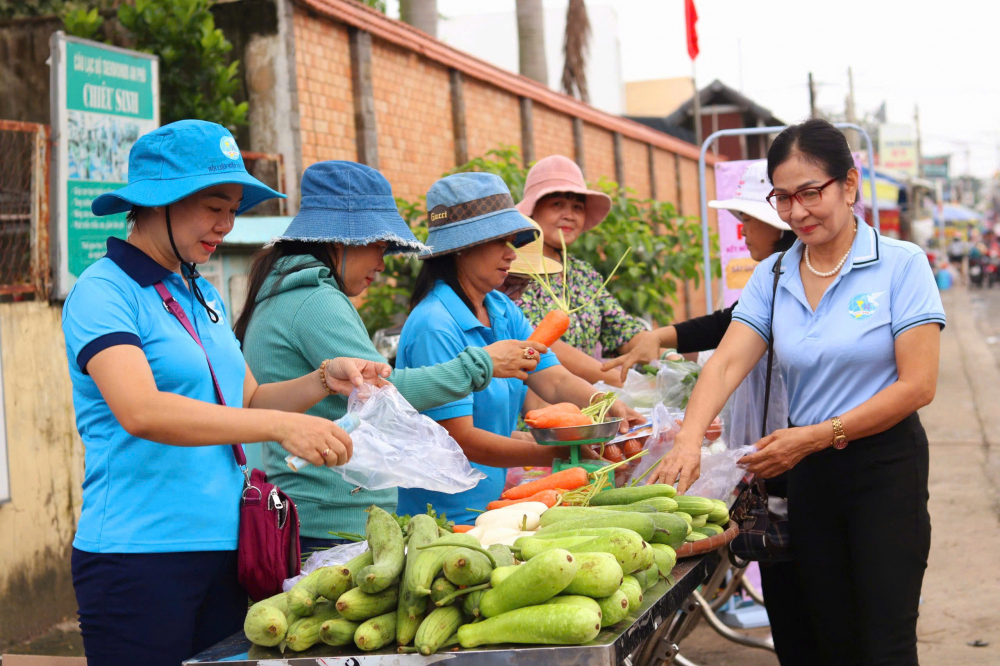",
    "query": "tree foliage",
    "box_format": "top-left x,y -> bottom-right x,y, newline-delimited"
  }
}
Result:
358,147 -> 719,334
61,0 -> 247,131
